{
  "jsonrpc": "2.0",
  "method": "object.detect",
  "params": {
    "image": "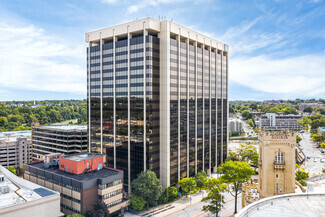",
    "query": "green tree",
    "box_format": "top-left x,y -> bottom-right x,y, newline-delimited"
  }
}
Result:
132,170 -> 162,207
0,117 -> 8,127
85,200 -> 109,217
160,186 -> 178,203
320,142 -> 325,149
129,194 -> 147,211
67,215 -> 85,217
217,160 -> 255,214
311,133 -> 323,143
246,119 -> 254,128
195,171 -> 208,191
228,144 -> 259,169
202,177 -> 227,217
241,110 -> 252,120
8,166 -> 16,175
269,107 -> 280,114
295,169 -> 309,186
303,106 -> 313,113
296,135 -> 302,143
178,177 -> 197,197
